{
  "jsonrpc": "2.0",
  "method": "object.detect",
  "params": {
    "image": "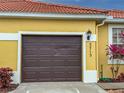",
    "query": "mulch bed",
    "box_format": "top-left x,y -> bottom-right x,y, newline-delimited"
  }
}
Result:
97,83 -> 124,93
0,84 -> 19,93
97,83 -> 124,90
